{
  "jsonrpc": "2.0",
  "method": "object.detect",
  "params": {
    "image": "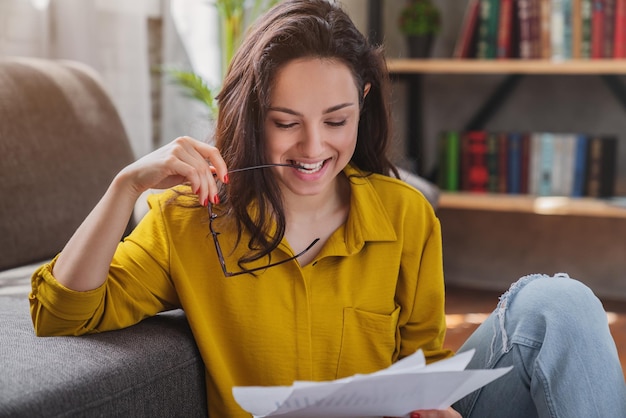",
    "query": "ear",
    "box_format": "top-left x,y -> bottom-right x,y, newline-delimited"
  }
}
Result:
363,82 -> 371,99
